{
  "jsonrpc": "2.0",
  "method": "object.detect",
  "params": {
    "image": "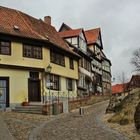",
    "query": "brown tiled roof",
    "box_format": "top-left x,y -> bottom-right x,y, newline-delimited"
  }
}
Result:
84,28 -> 100,45
58,29 -> 82,38
0,6 -> 73,53
129,75 -> 140,88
